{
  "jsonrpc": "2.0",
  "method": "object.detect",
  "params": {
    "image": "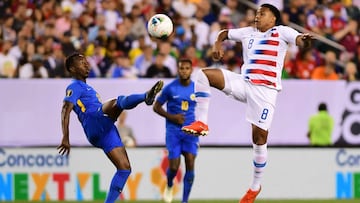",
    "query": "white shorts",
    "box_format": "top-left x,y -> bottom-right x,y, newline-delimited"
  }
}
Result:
220,69 -> 278,130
